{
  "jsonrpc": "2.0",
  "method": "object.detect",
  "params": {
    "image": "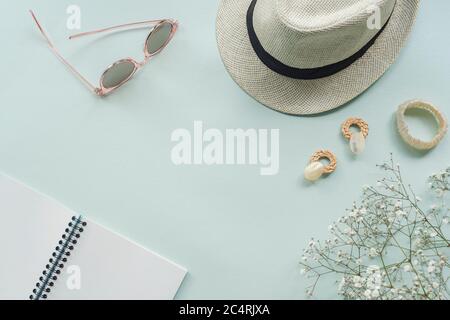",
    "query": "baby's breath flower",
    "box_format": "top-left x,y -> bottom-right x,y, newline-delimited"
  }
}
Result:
300,156 -> 450,300
369,248 -> 378,258
427,261 -> 436,274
